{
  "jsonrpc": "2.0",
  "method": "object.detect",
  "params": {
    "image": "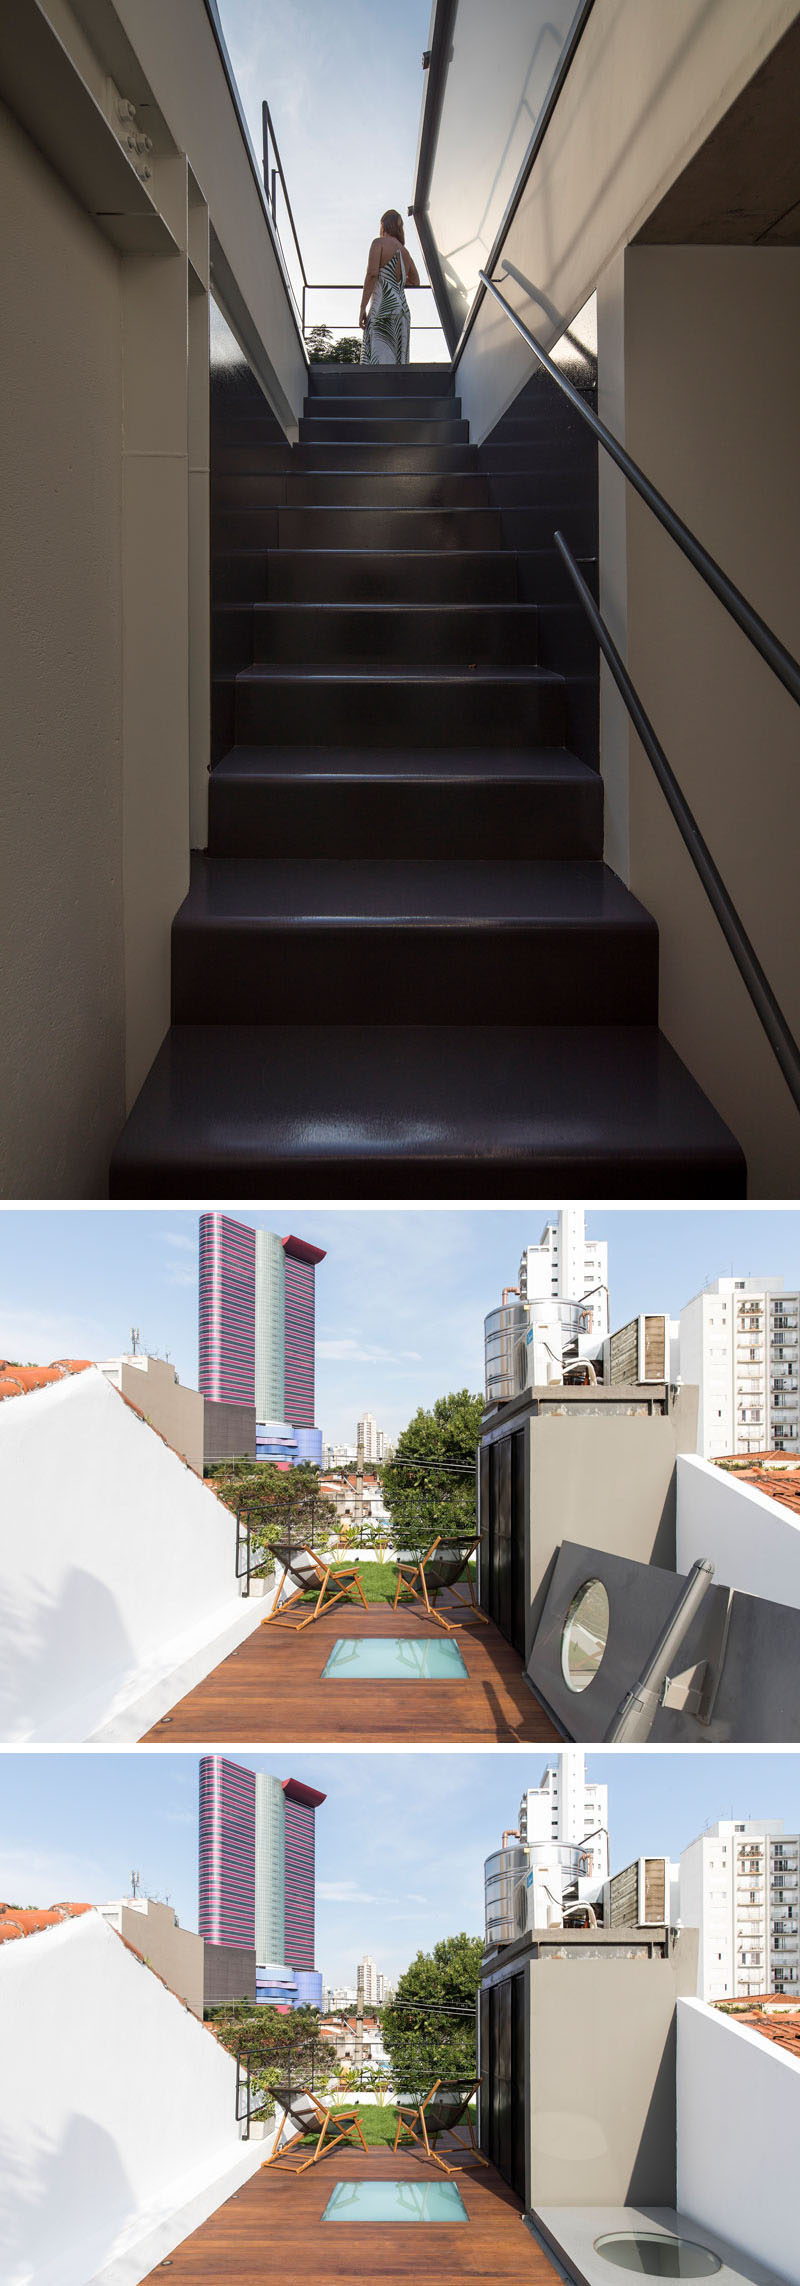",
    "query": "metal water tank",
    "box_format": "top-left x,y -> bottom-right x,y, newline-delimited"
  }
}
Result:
484,1303 -> 528,1403
484,1844 -> 531,1943
514,1842 -> 589,1934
